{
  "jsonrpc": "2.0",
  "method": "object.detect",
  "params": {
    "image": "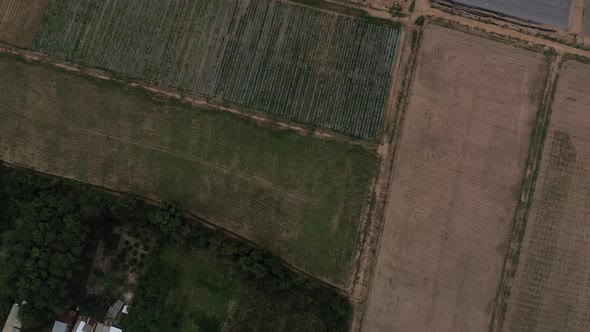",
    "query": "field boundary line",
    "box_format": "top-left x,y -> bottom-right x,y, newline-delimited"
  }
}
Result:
353,24 -> 425,332
0,159 -> 351,297
288,0 -> 404,28
412,0 -> 590,58
429,0 -> 590,52
487,52 -> 563,332
0,43 -> 377,151
427,16 -> 557,54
